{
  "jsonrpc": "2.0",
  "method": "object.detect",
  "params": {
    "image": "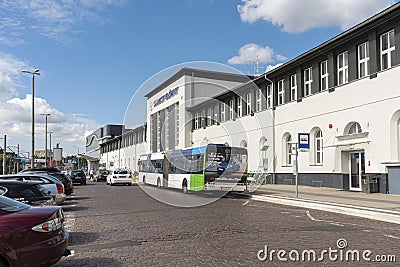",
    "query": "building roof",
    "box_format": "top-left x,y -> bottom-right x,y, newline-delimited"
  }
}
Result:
255,2 -> 400,79
144,67 -> 253,98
